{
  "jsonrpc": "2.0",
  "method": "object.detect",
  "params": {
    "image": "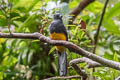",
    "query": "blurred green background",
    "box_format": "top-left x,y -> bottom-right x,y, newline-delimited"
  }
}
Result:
0,0 -> 120,80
